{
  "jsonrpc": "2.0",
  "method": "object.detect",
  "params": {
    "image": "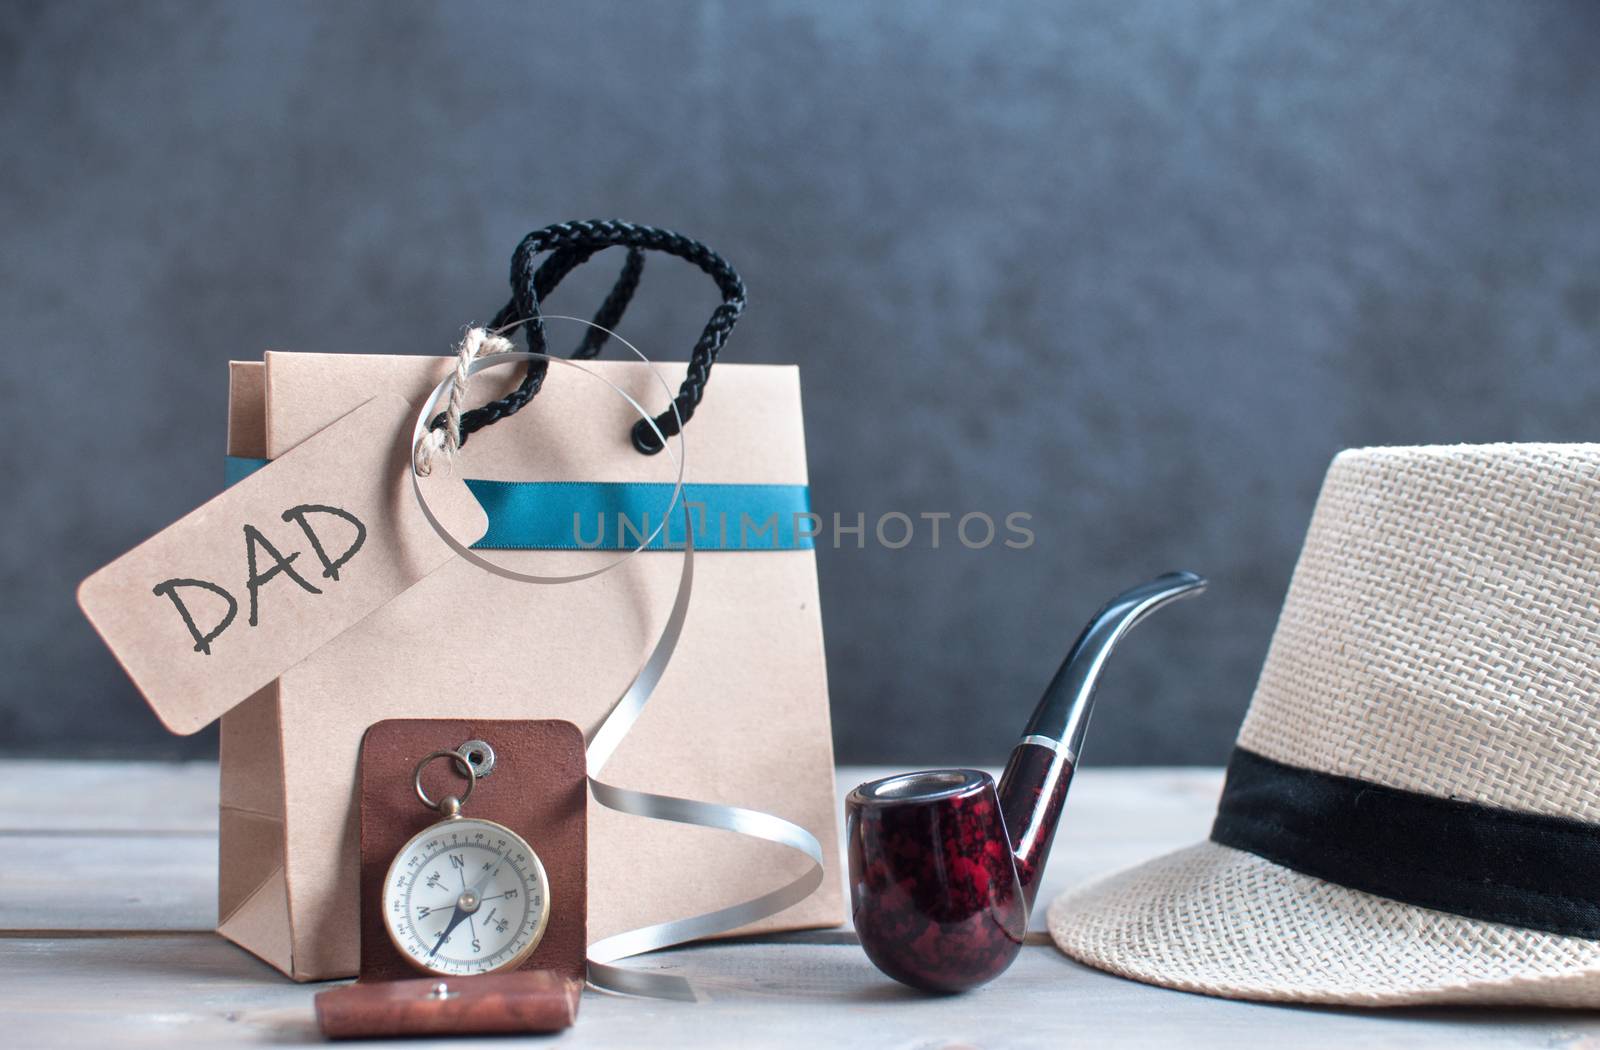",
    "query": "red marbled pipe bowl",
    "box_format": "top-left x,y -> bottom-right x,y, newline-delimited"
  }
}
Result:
846,769 -> 1027,993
